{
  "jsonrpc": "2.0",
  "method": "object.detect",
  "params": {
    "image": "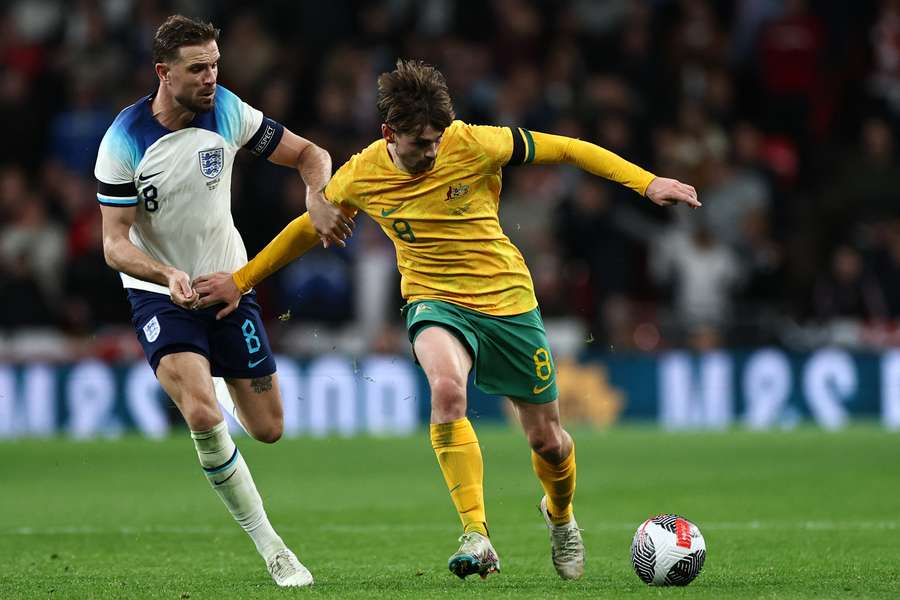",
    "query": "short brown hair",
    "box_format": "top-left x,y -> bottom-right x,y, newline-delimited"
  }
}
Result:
152,15 -> 219,64
377,59 -> 455,136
